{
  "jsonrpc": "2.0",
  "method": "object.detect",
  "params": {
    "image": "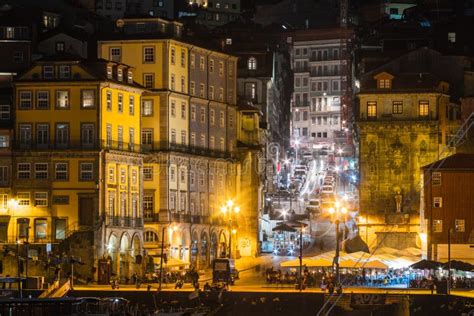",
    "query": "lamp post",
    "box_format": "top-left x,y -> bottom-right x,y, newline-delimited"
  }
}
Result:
329,202 -> 347,285
159,224 -> 176,292
221,200 -> 240,259
298,225 -> 305,291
